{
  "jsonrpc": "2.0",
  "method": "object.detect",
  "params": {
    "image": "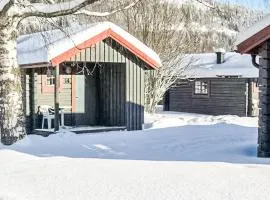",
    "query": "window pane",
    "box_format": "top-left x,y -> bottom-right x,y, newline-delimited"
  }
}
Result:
47,76 -> 55,86
64,78 -> 71,84
194,81 -> 208,95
